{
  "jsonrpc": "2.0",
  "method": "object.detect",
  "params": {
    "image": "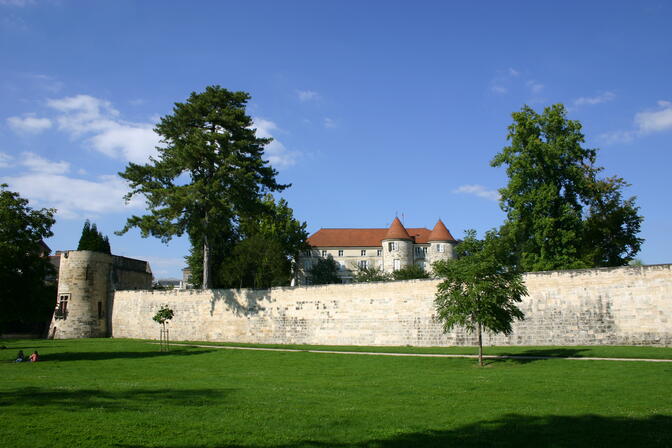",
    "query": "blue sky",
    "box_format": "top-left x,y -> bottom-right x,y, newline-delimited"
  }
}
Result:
1,0 -> 670,278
